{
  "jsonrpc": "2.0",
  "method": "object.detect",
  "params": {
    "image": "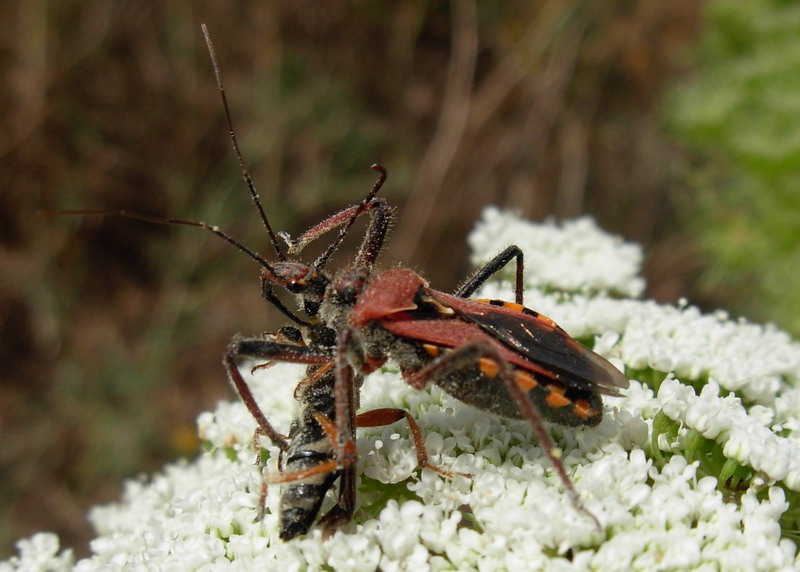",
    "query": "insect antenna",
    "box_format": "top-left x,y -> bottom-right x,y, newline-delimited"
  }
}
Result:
313,163 -> 387,271
40,209 -> 276,271
201,23 -> 286,262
